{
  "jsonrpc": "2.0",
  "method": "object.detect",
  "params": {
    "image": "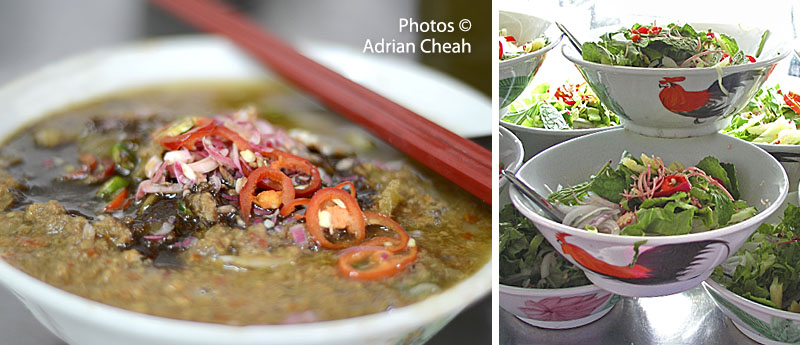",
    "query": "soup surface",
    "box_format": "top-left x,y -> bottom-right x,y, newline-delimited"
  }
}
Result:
0,82 -> 490,325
